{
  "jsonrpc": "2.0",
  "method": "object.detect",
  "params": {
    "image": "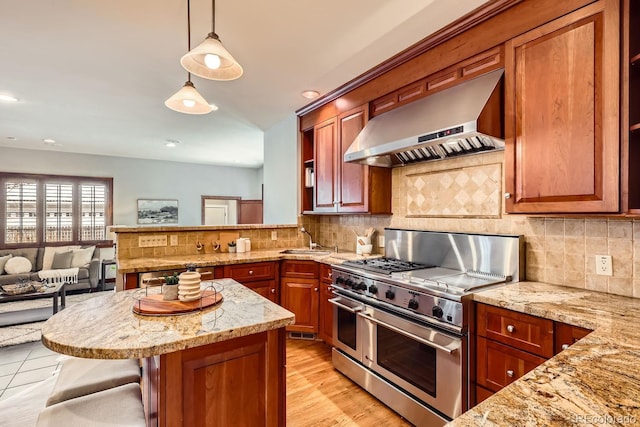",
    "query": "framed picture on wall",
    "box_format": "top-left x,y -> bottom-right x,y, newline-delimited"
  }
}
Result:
137,199 -> 179,224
